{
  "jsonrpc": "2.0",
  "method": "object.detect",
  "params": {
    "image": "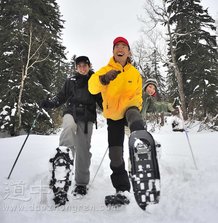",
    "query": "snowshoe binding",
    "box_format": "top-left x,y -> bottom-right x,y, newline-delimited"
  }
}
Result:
72,185 -> 87,197
105,191 -> 130,208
